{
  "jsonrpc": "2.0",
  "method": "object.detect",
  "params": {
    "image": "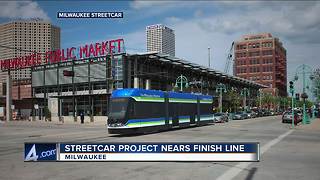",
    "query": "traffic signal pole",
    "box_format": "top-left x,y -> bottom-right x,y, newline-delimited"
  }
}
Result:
291,94 -> 295,128
289,81 -> 295,128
